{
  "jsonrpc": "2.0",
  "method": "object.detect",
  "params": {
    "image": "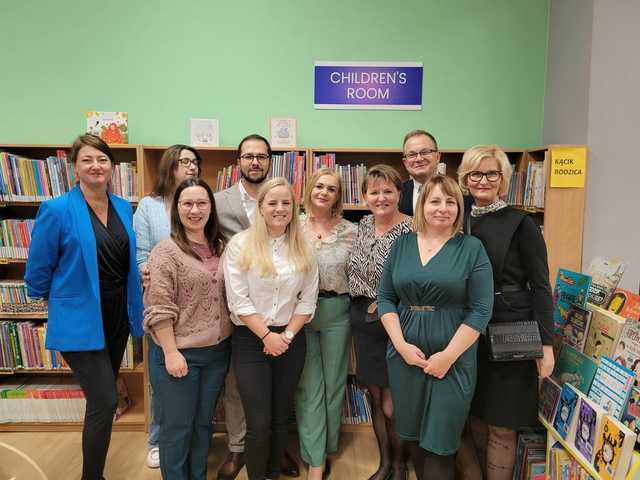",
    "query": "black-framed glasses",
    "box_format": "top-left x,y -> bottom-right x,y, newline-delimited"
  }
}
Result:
403,149 -> 438,161
240,153 -> 270,163
468,170 -> 502,182
178,158 -> 199,167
